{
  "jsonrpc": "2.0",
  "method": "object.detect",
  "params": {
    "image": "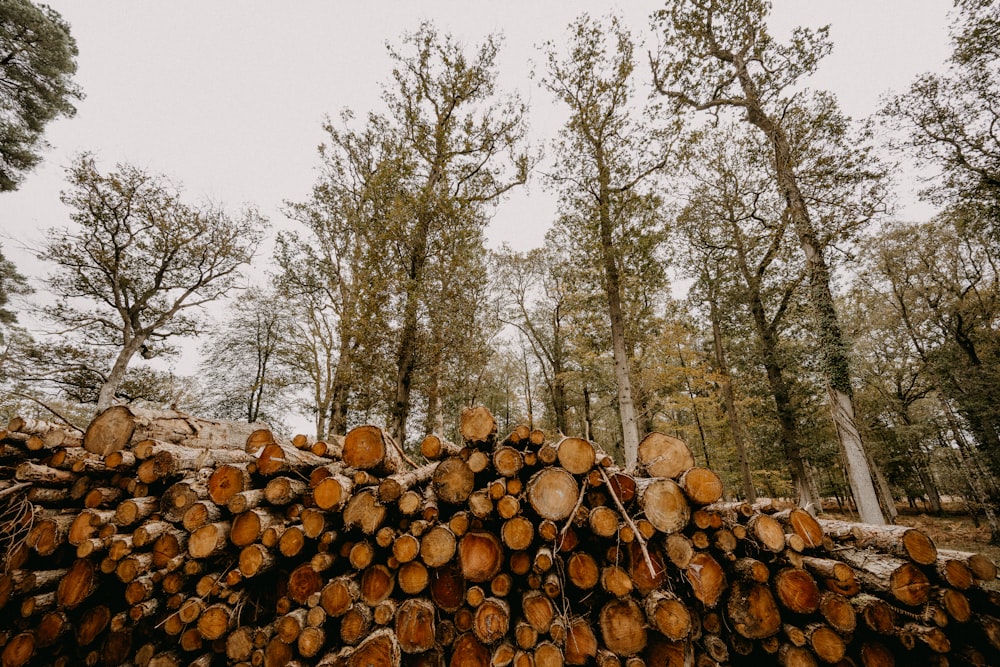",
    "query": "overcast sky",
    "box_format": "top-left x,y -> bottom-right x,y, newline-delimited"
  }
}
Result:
2,0 -> 953,285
